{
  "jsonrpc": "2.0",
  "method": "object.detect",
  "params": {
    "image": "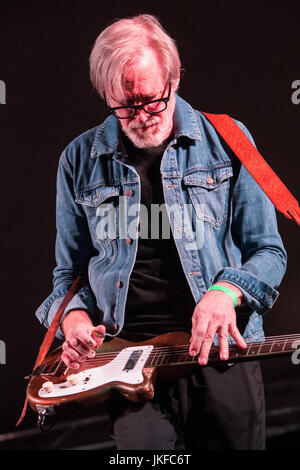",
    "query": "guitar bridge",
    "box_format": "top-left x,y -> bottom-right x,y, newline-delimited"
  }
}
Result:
32,360 -> 66,377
